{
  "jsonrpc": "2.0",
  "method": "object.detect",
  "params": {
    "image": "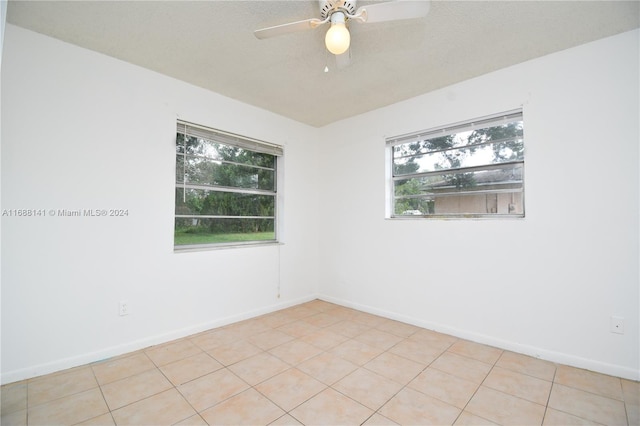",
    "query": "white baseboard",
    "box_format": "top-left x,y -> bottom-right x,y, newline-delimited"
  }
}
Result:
319,294 -> 640,381
1,294 -> 319,385
5,293 -> 636,384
